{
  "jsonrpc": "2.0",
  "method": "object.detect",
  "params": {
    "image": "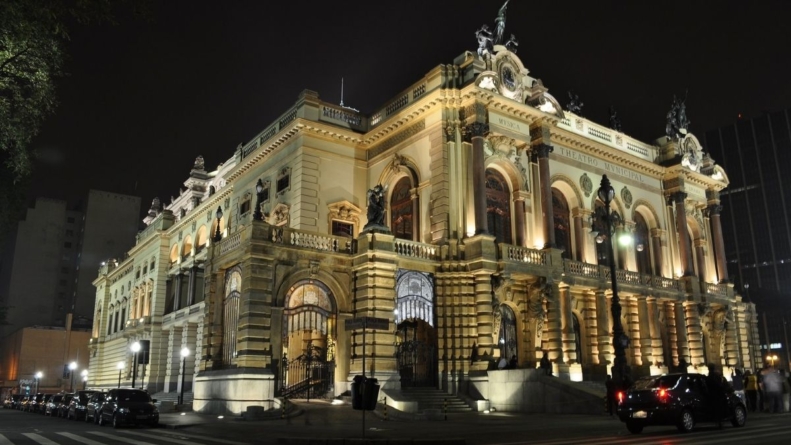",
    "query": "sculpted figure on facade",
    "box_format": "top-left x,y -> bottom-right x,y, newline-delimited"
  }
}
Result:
364,184 -> 387,229
505,34 -> 519,53
494,0 -> 509,45
566,91 -> 584,115
193,155 -> 205,171
475,25 -> 494,59
666,95 -> 691,140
